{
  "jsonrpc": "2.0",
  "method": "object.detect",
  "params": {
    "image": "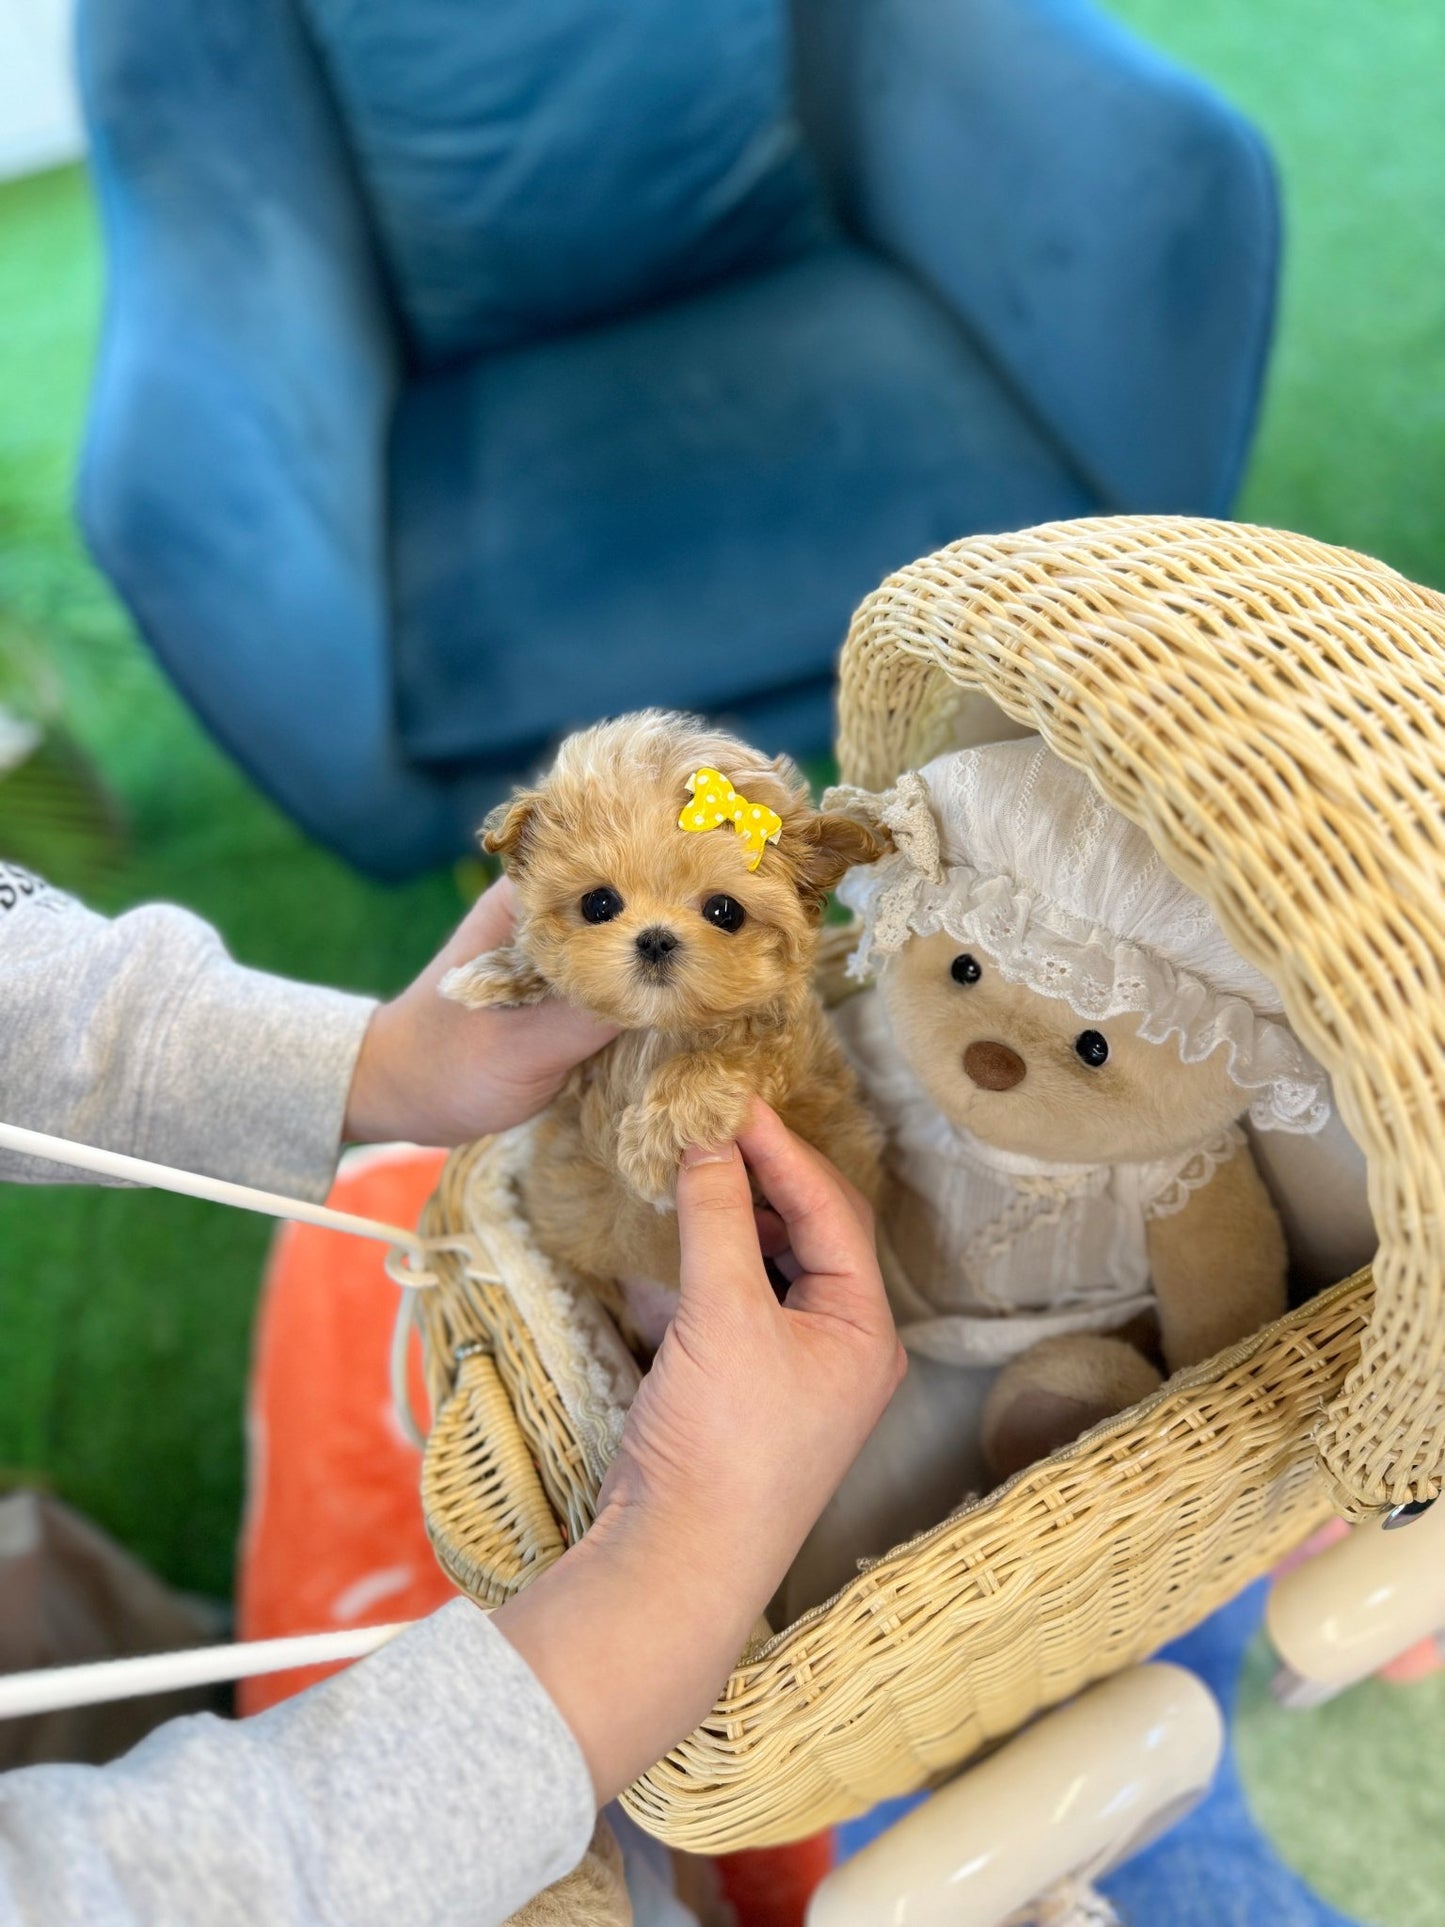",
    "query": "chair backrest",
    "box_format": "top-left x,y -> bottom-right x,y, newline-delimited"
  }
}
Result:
295,0 -> 826,368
